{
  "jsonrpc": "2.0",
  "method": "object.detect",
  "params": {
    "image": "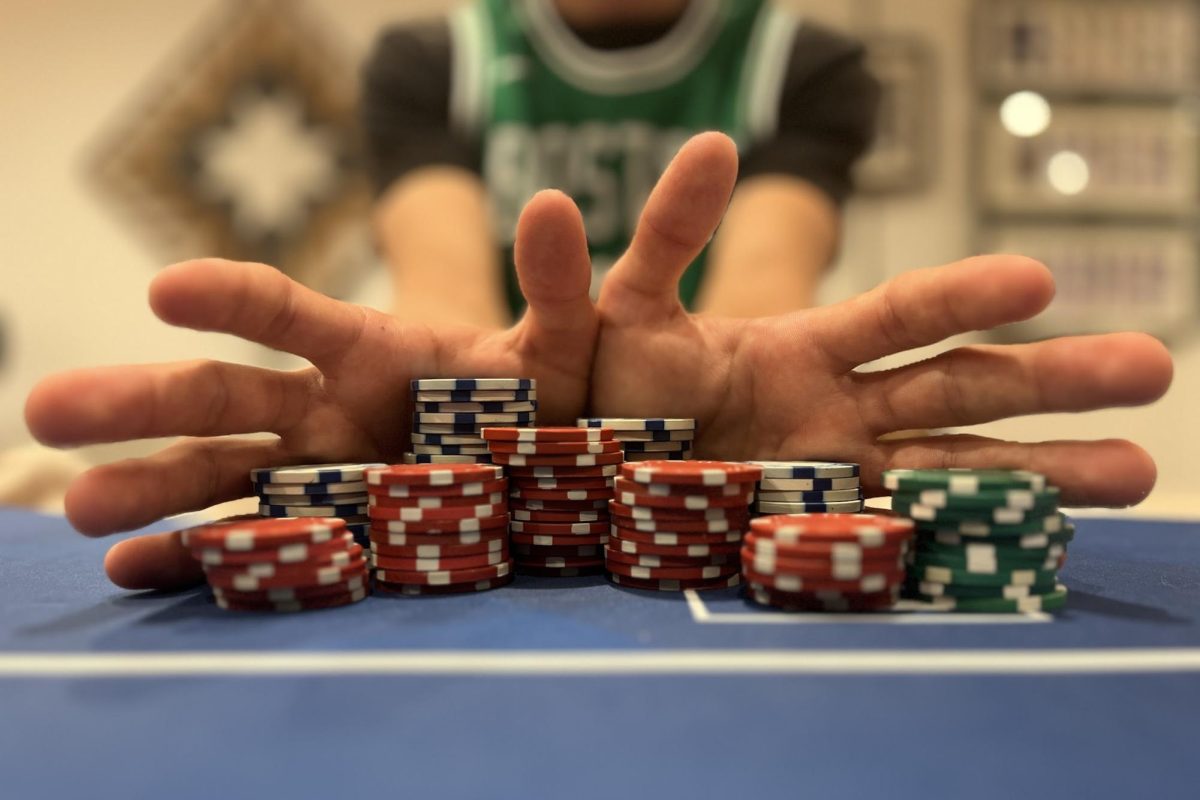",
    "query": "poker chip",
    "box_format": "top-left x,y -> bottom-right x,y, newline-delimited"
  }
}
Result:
511,476 -> 614,490
510,532 -> 609,547
194,534 -> 356,567
578,418 -> 695,431
206,557 -> 369,592
754,488 -> 862,503
369,524 -> 508,546
623,451 -> 693,461
368,501 -> 506,521
514,555 -> 606,569
621,461 -> 762,487
257,493 -> 370,507
412,378 -> 535,391
212,575 -> 367,603
610,525 -> 744,546
747,584 -> 898,613
411,444 -> 493,456
216,586 -> 369,613
375,560 -> 512,586
511,509 -> 605,523
509,519 -> 609,535
369,513 -> 509,535
416,411 -> 536,425
488,440 -> 622,455
913,584 -> 1069,613
615,487 -> 754,510
758,476 -> 861,492
606,536 -> 741,558
250,463 -> 387,484
744,532 -> 907,561
377,478 -> 508,498
614,478 -> 746,498
415,389 -> 536,403
886,469 -> 1069,613
604,547 -> 735,569
492,451 -> 624,467
481,426 -> 614,442
742,564 -> 904,595
414,401 -> 538,413
255,480 -> 367,496
375,573 -> 515,595
607,572 -> 741,592
402,453 -> 495,464
609,511 -> 745,534
606,560 -> 739,581
367,491 -> 505,509
370,549 -> 509,572
883,468 -> 1047,494
505,465 -> 620,478
609,501 -> 748,522
366,464 -> 503,486
609,429 -> 694,442
511,486 -> 615,501
620,440 -> 692,452
748,461 -> 859,479
371,536 -> 507,559
182,516 -> 345,551
749,514 -> 915,546
742,548 -> 906,580
755,499 -> 865,514
512,543 -> 603,557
